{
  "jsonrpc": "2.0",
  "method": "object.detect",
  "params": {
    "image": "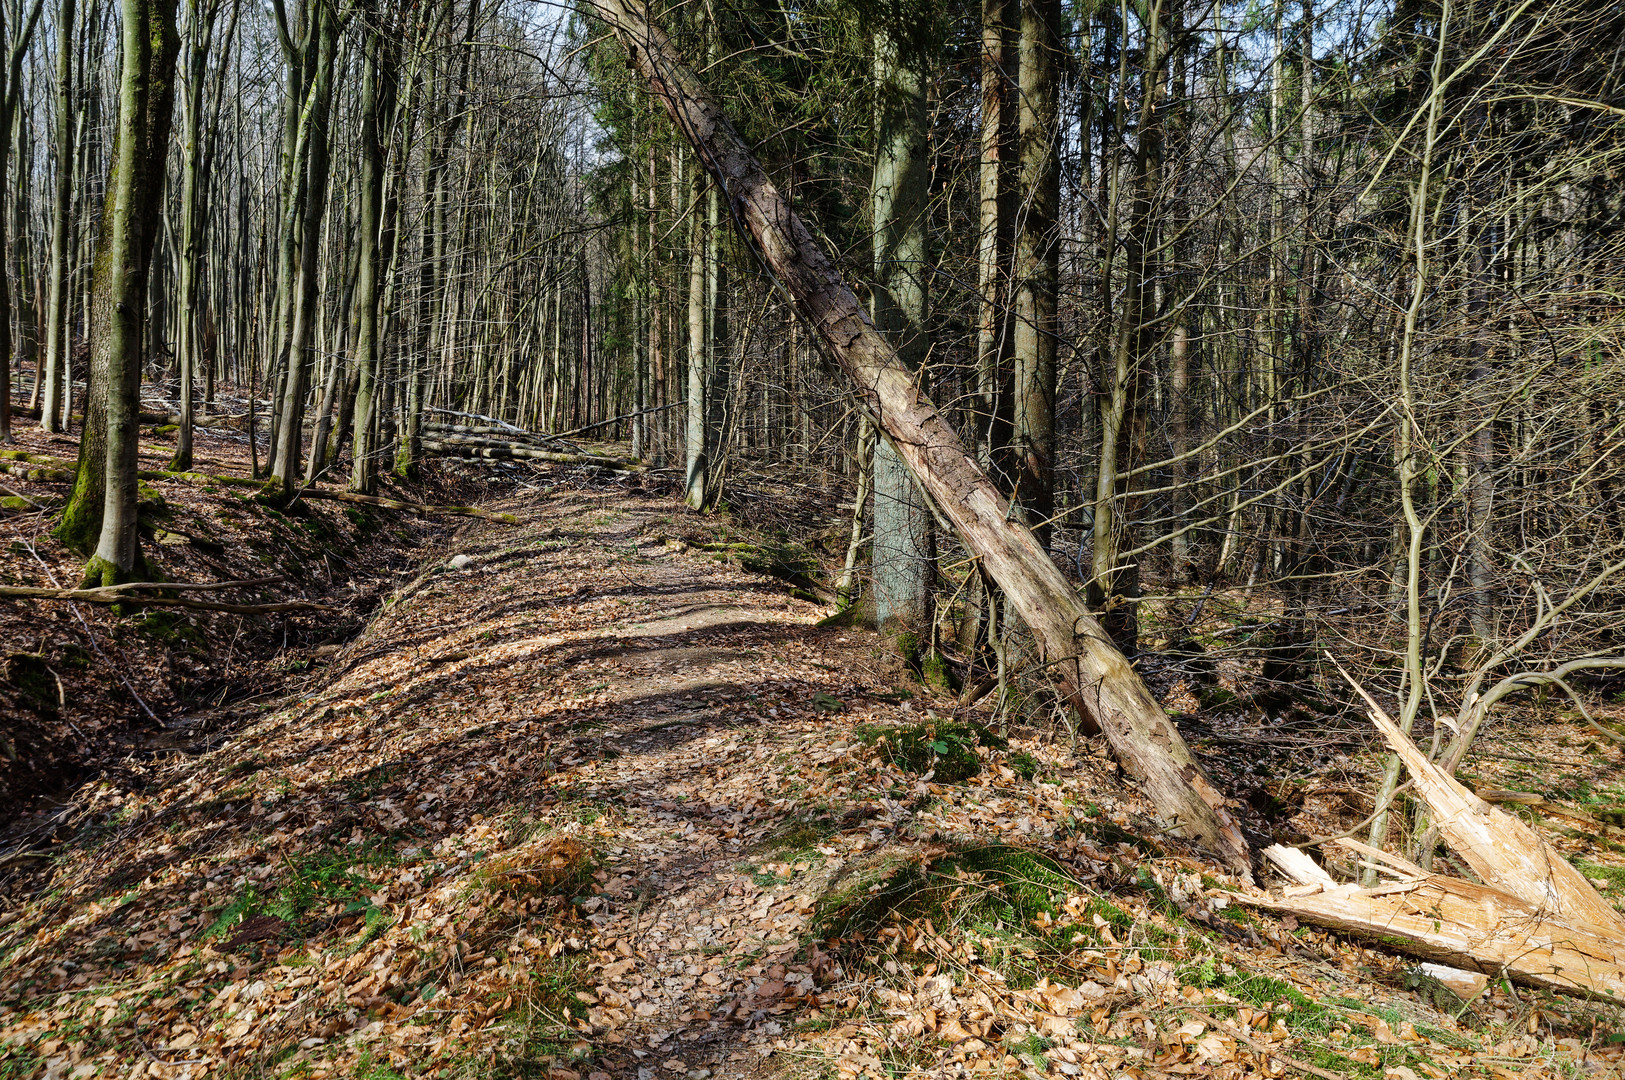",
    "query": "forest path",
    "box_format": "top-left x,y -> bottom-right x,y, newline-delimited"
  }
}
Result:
300,479 -> 905,1077
4,474 -> 1003,1079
